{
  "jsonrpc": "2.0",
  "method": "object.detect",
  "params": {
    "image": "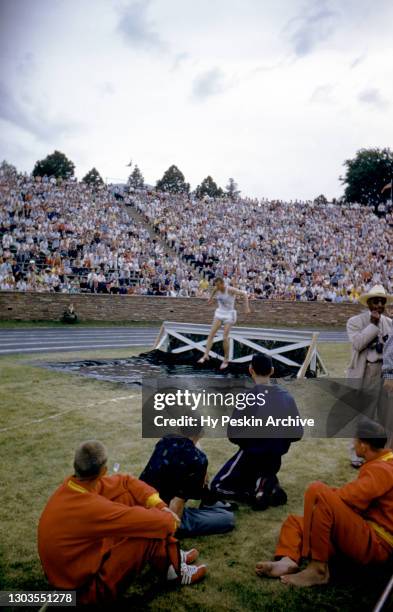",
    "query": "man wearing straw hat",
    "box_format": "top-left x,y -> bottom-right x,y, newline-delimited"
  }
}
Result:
347,285 -> 393,467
